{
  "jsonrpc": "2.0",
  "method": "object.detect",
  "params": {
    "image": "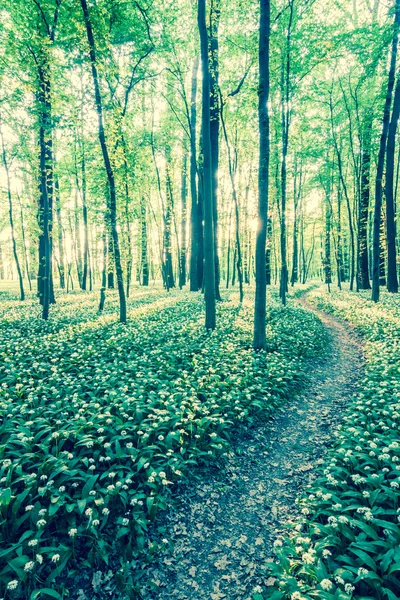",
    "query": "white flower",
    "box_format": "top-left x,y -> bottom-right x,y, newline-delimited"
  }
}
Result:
36,554 -> 43,564
302,552 -> 315,565
28,539 -> 38,547
51,554 -> 60,563
69,528 -> 77,537
25,505 -> 34,512
37,519 -> 46,527
7,580 -> 18,590
320,579 -> 333,591
24,561 -> 35,571
122,518 -> 129,525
